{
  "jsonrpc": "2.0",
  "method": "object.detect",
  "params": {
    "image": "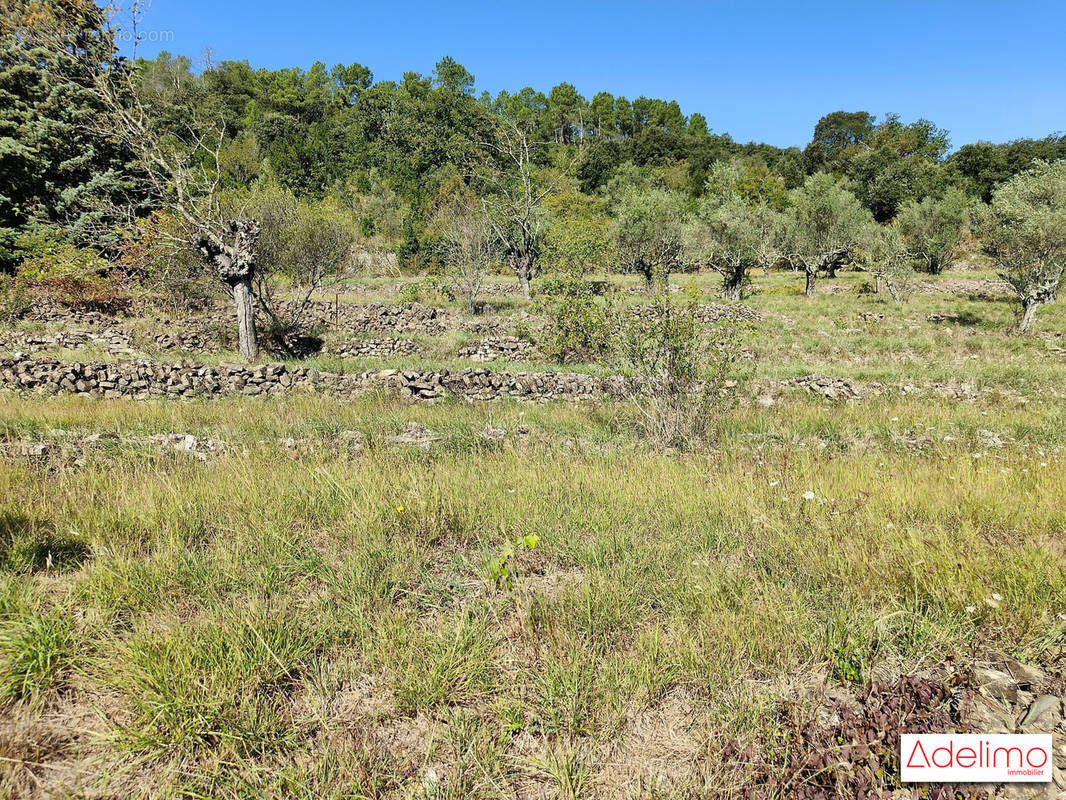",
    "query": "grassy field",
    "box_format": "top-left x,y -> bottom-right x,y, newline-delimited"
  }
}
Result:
1,267 -> 1065,798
